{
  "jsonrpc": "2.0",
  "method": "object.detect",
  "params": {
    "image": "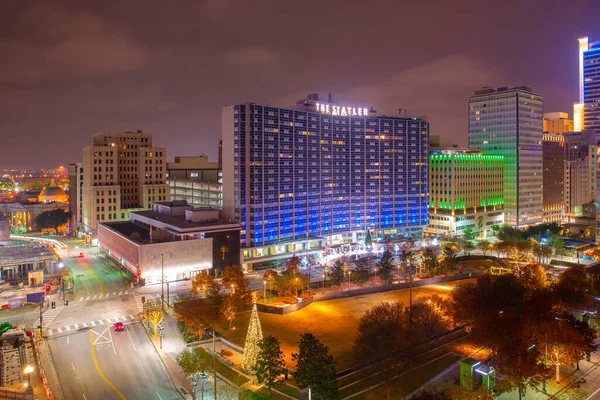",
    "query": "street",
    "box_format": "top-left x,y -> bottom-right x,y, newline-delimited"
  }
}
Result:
45,241 -> 181,400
